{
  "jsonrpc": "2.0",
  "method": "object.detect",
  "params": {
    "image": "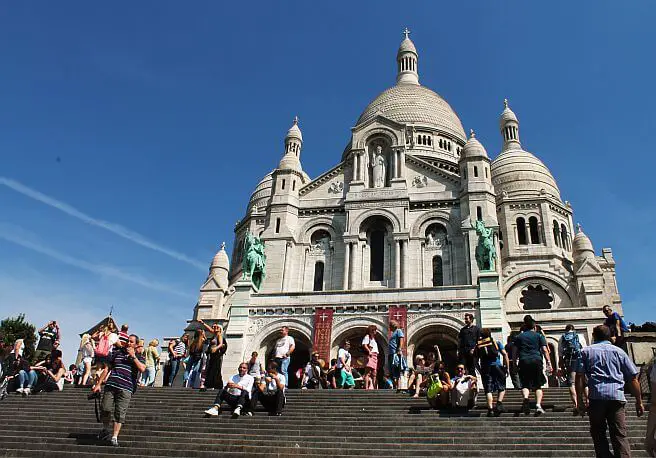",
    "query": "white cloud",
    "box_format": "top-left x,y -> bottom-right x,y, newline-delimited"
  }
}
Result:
0,177 -> 206,270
